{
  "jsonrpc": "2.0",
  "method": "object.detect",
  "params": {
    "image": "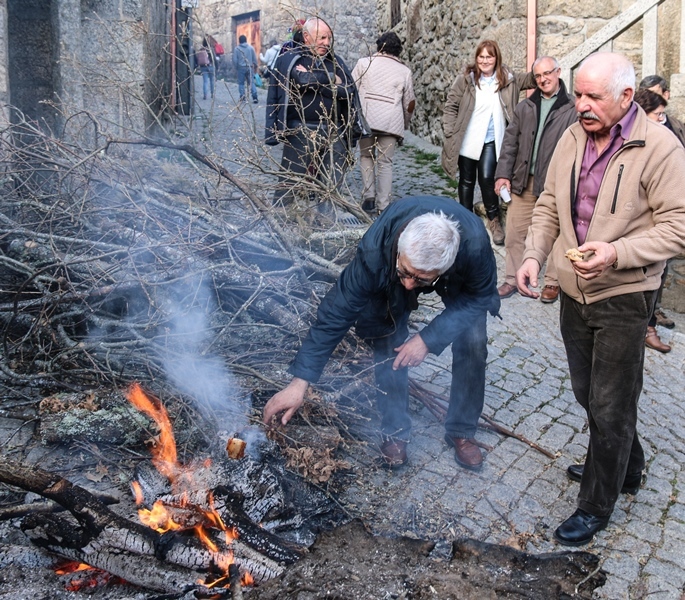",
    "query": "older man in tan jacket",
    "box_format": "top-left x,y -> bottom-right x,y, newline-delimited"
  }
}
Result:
517,53 -> 685,547
352,32 -> 415,215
